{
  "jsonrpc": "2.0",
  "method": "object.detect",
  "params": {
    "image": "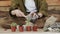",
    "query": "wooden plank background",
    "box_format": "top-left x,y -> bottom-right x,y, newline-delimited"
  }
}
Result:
0,0 -> 60,6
